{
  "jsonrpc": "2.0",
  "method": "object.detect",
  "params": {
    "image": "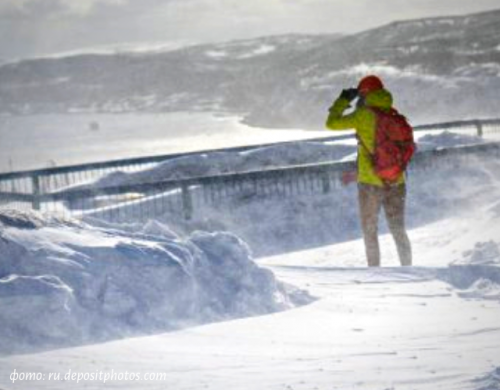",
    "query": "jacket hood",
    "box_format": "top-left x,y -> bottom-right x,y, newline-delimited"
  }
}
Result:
364,88 -> 393,110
